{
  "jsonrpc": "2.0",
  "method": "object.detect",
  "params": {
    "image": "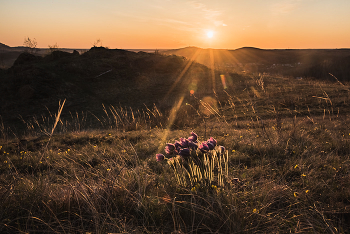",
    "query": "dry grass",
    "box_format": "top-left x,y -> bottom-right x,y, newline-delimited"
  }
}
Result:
1,74 -> 350,233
